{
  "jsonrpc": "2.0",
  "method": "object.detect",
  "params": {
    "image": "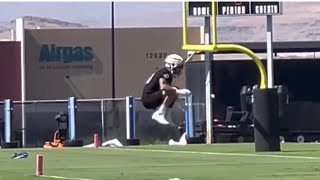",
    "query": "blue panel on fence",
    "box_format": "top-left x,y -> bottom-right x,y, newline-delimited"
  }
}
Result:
4,100 -> 12,143
126,96 -> 135,139
68,97 -> 77,140
185,95 -> 194,138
